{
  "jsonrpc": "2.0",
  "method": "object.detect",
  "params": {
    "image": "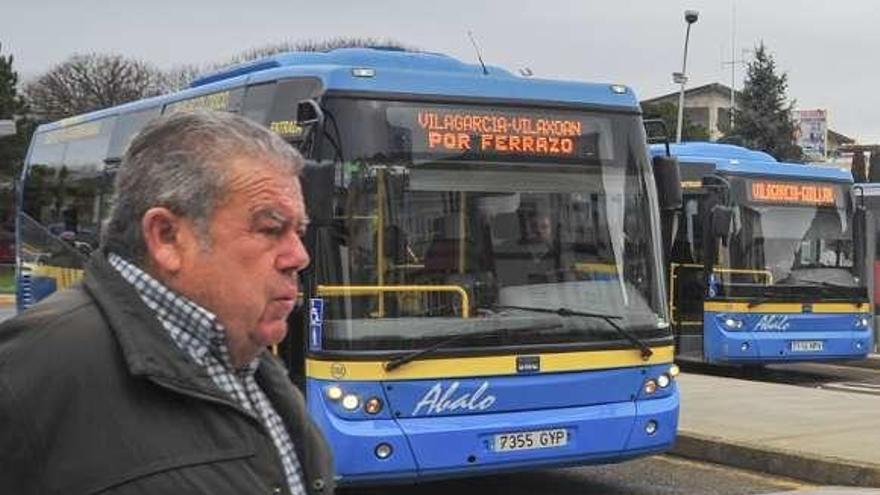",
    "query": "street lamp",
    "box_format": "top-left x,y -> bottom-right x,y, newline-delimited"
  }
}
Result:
675,9 -> 699,143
